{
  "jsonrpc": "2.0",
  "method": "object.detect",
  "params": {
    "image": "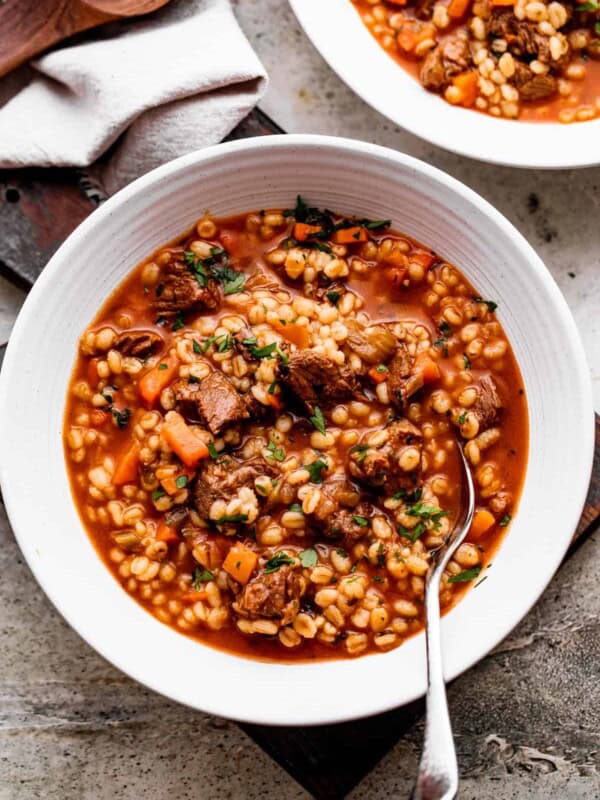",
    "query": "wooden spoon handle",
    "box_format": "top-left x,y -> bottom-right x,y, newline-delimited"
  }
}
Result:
0,0 -> 110,79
